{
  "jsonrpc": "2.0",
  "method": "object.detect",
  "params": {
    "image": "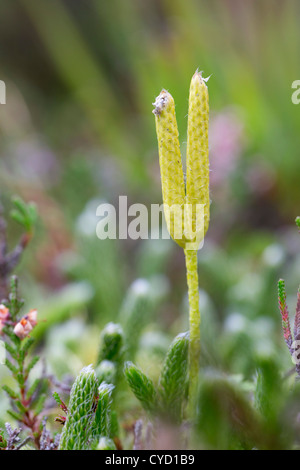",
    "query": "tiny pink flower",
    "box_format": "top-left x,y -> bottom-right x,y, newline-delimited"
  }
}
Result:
25,309 -> 38,327
0,304 -> 10,335
14,318 -> 33,340
0,304 -> 9,321
13,309 -> 38,340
